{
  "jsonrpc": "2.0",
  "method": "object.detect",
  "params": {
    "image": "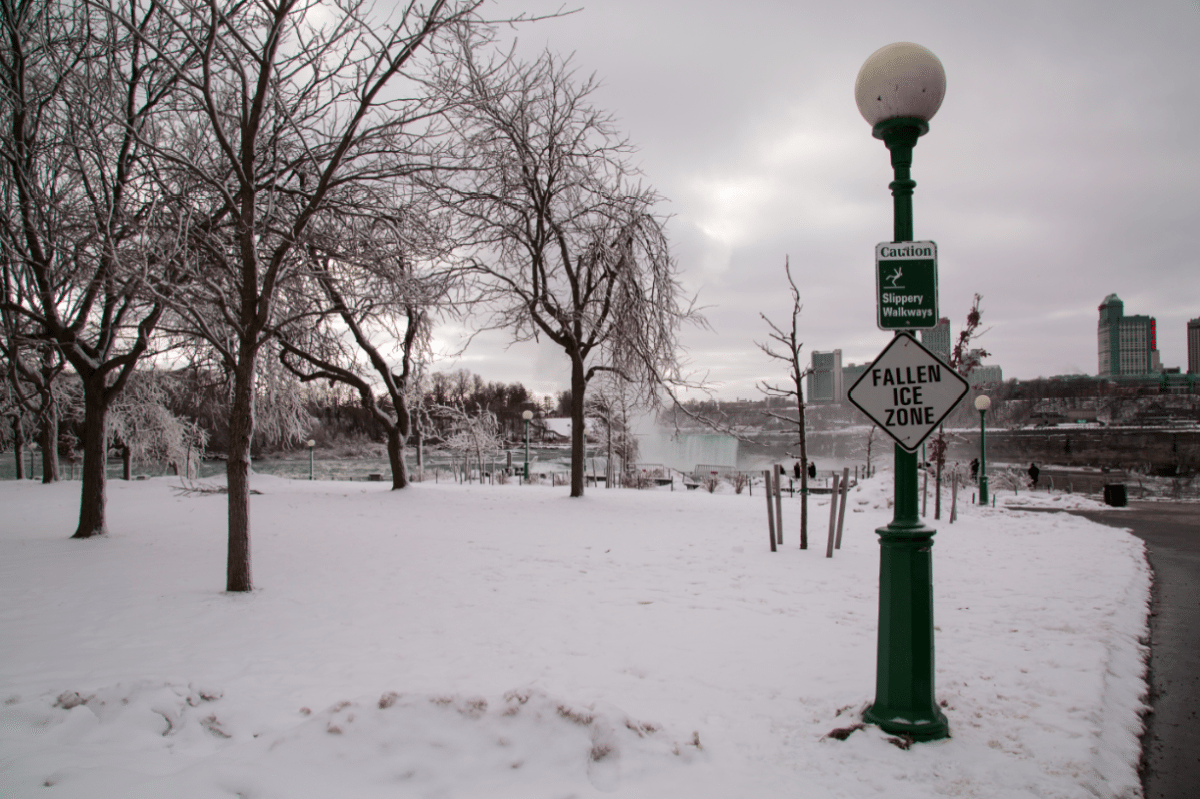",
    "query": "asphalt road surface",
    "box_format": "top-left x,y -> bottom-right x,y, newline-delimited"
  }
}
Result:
1063,501 -> 1200,799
